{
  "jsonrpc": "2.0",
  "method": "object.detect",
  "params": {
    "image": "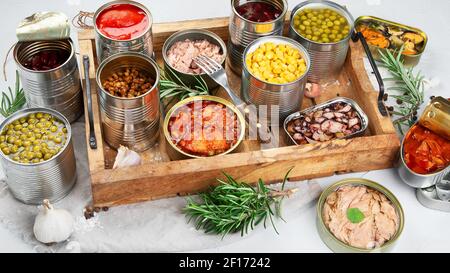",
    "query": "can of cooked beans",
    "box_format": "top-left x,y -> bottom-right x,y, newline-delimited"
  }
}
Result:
288,0 -> 354,83
94,0 -> 154,63
228,0 -> 288,74
241,36 -> 311,123
96,52 -> 160,152
0,108 -> 77,205
13,39 -> 83,123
